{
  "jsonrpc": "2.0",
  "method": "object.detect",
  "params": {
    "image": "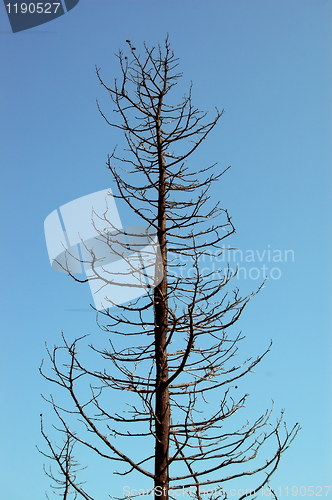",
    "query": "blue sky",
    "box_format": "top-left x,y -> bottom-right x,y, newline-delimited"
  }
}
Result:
0,0 -> 331,498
